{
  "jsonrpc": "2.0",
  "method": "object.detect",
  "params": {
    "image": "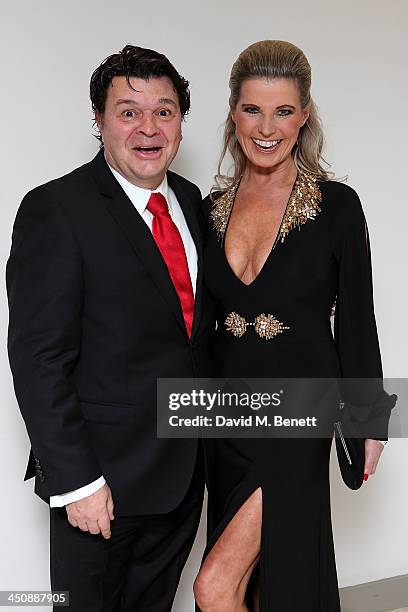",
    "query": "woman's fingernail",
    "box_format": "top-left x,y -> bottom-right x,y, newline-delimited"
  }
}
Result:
363,473 -> 369,481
